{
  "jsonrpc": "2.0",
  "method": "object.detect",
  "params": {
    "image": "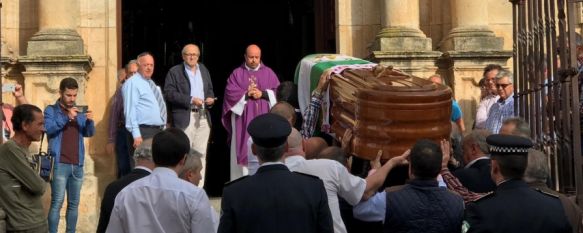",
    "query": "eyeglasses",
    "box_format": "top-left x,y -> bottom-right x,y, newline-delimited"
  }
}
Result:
183,53 -> 199,57
496,83 -> 512,89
